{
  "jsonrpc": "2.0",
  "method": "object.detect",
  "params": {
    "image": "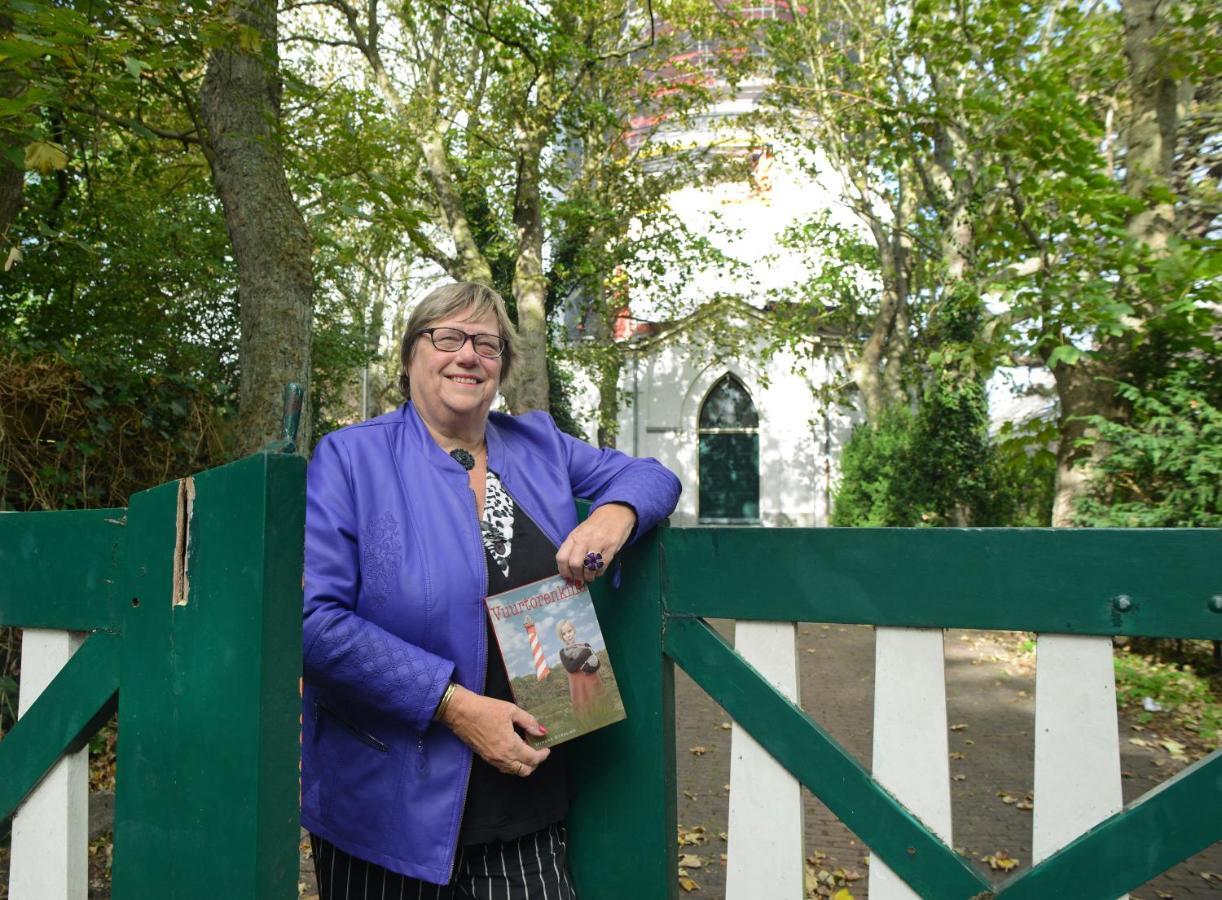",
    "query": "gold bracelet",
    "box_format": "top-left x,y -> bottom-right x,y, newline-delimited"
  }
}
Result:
433,682 -> 457,722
